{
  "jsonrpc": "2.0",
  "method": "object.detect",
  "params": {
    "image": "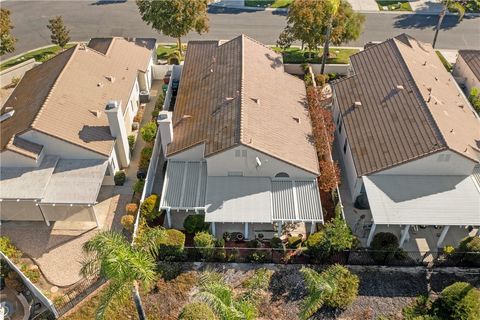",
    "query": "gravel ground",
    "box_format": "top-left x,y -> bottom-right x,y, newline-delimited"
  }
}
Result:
192,263 -> 480,320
